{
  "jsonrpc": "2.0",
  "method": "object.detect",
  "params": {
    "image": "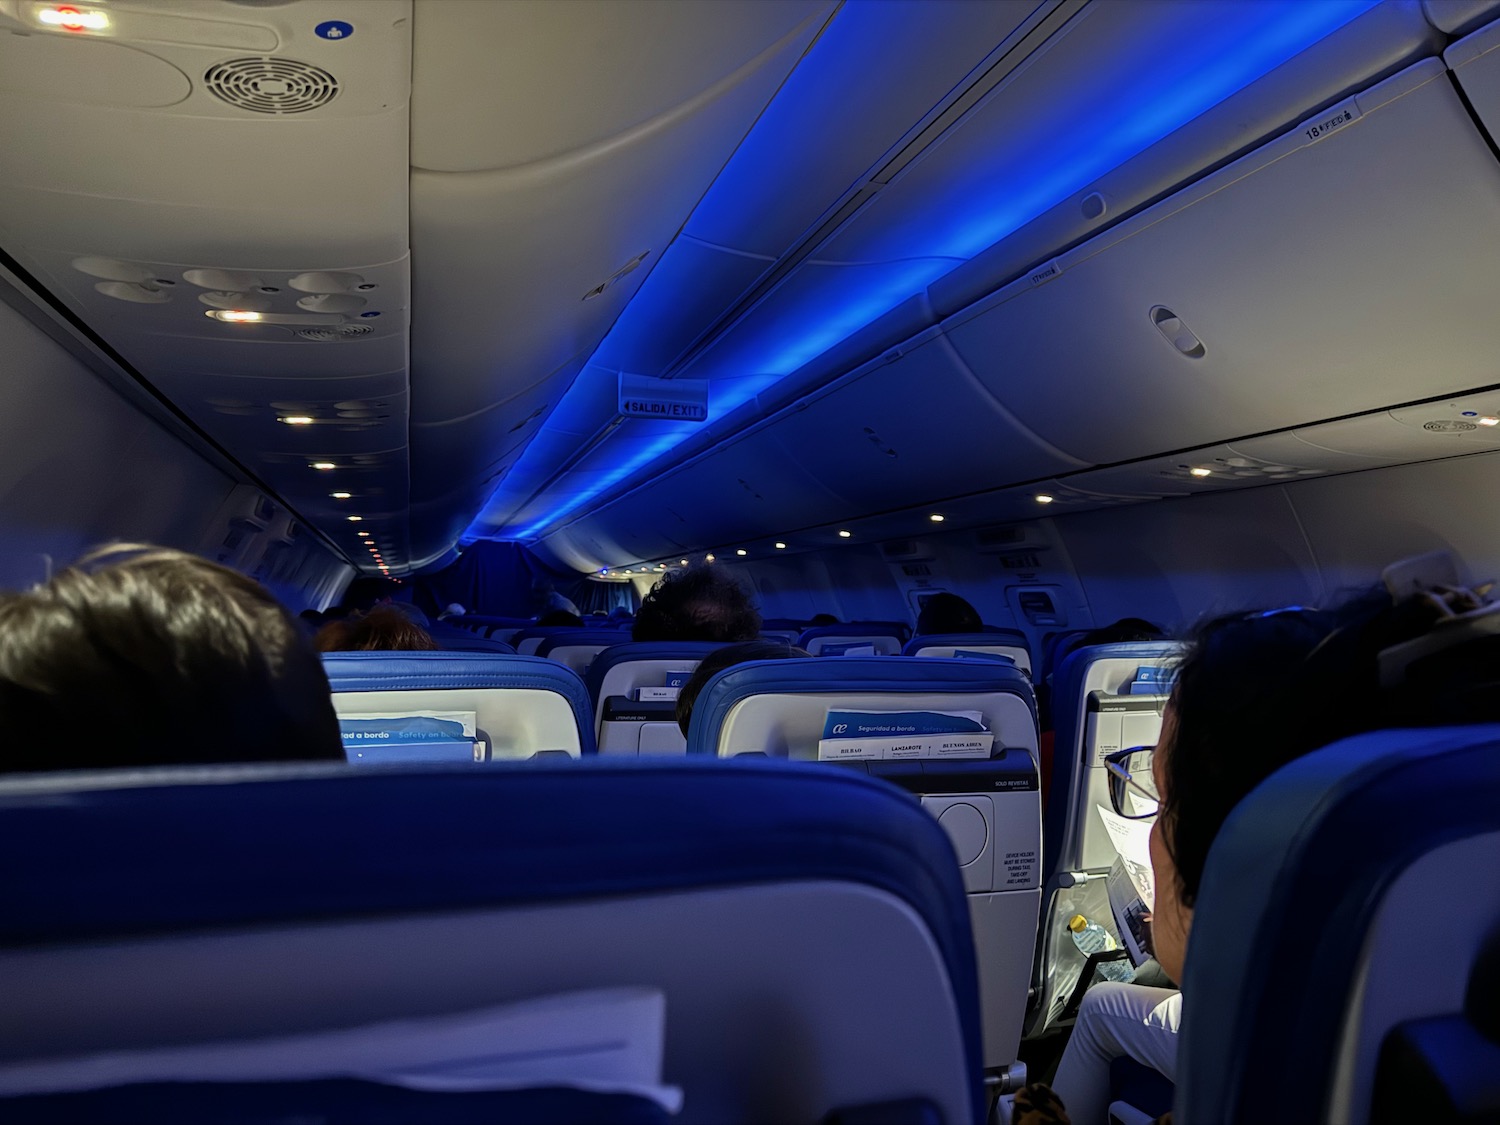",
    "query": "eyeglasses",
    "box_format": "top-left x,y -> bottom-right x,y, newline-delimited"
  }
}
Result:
1104,745 -> 1159,820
